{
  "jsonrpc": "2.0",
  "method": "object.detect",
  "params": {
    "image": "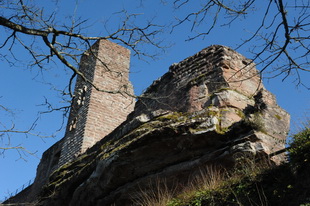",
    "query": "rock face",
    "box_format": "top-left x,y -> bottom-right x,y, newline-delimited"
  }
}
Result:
5,45 -> 290,206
